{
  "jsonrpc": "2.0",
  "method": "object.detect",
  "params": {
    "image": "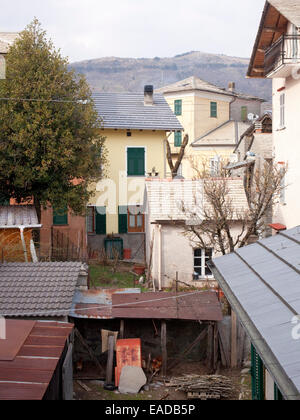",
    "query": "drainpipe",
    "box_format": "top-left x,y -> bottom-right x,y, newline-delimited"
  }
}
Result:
19,227 -> 28,263
158,224 -> 162,291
